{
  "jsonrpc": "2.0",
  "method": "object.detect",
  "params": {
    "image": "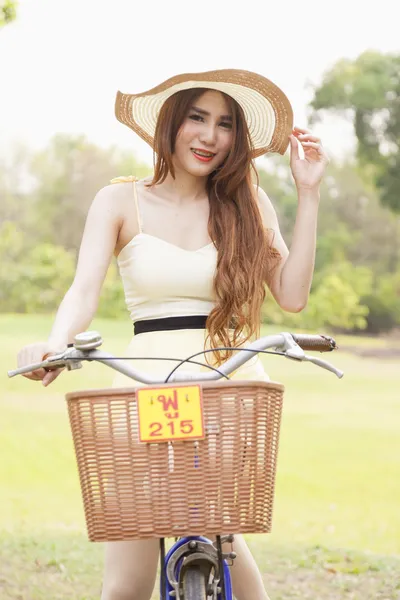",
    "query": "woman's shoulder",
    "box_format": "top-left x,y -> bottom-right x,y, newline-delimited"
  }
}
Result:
87,176 -> 139,220
93,175 -> 139,202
